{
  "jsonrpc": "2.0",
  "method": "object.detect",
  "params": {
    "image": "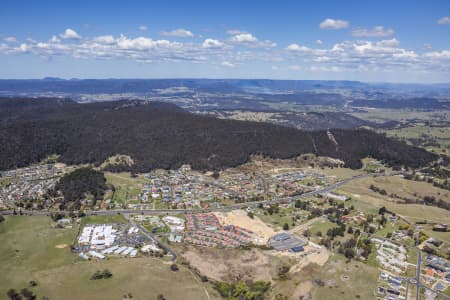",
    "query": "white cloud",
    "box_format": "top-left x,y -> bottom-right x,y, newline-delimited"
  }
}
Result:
50,35 -> 61,43
351,26 -> 395,37
117,35 -> 180,50
202,38 -> 224,48
376,38 -> 400,47
226,29 -> 244,35
286,43 -> 311,52
18,43 -> 29,53
310,65 -> 341,72
93,35 -> 116,45
1,27 -> 450,76
221,61 -> 235,67
319,18 -> 349,30
59,28 -> 81,40
229,33 -> 276,48
230,33 -> 257,43
316,39 -> 323,45
424,50 -> 450,59
4,36 -> 17,43
437,16 -> 450,25
160,28 -> 193,37
138,25 -> 148,31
